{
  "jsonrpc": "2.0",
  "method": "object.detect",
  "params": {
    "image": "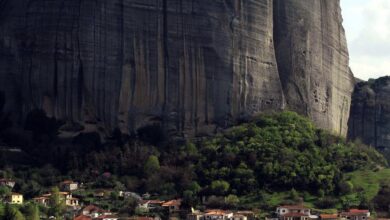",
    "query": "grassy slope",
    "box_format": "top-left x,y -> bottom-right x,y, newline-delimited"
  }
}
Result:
346,168 -> 390,200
